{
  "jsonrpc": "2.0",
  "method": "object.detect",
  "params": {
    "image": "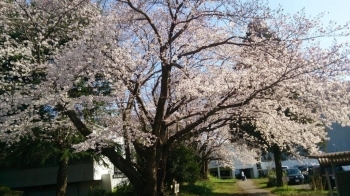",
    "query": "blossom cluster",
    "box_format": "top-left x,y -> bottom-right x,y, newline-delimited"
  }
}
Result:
1,0 -> 350,161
